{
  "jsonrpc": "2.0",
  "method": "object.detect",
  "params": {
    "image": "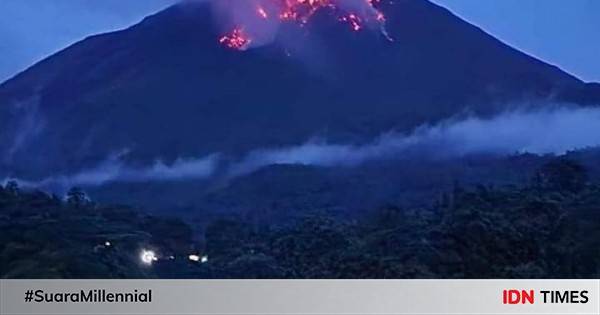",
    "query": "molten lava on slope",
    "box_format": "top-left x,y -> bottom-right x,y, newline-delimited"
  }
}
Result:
219,0 -> 391,50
